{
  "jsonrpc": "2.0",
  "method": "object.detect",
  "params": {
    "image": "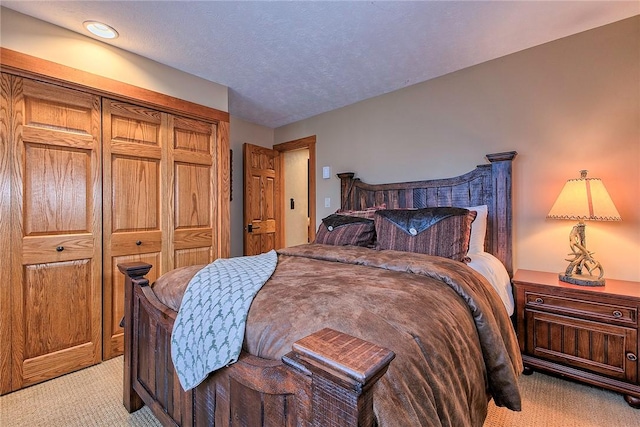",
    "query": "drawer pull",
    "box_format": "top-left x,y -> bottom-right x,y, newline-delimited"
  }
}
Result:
534,297 -> 544,304
612,310 -> 623,318
56,246 -> 64,252
136,240 -> 142,246
627,353 -> 638,362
